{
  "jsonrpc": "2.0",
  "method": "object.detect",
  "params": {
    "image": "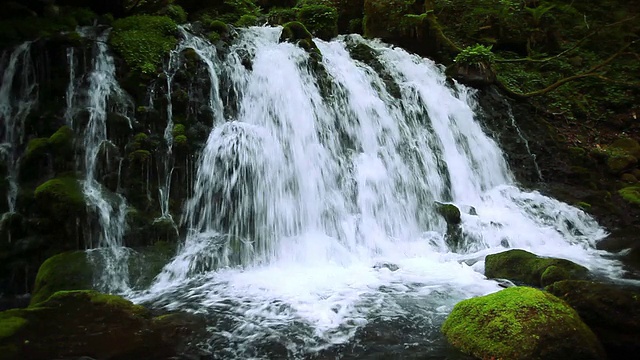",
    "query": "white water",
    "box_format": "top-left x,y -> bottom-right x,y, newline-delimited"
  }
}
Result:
77,28 -> 133,292
0,42 -> 38,213
127,28 -> 624,357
